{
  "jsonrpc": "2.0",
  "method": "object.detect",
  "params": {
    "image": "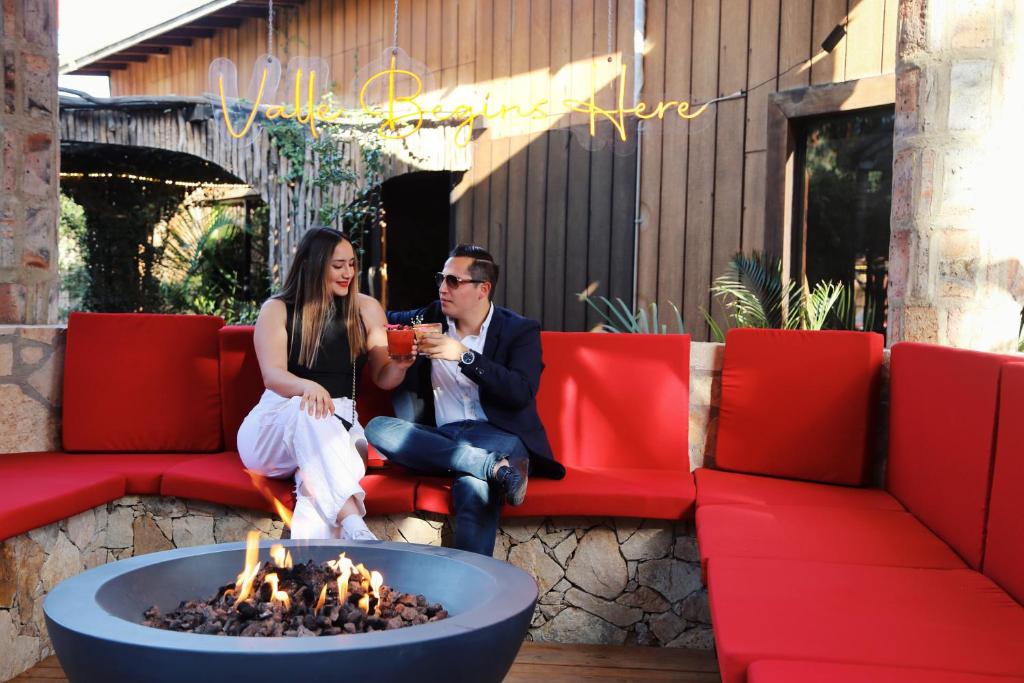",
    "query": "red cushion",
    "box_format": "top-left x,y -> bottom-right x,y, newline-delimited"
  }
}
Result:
160,451 -> 296,514
708,557 -> 1024,683
1,452 -> 203,494
985,362 -> 1024,603
218,326 -> 267,451
360,471 -> 419,516
715,329 -> 883,485
749,660 -> 1024,683
63,312 -> 224,452
218,326 -> 396,451
695,468 -> 902,510
887,343 -> 1013,569
536,332 -> 690,470
413,466 -> 696,519
0,458 -> 125,541
696,504 -> 965,572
